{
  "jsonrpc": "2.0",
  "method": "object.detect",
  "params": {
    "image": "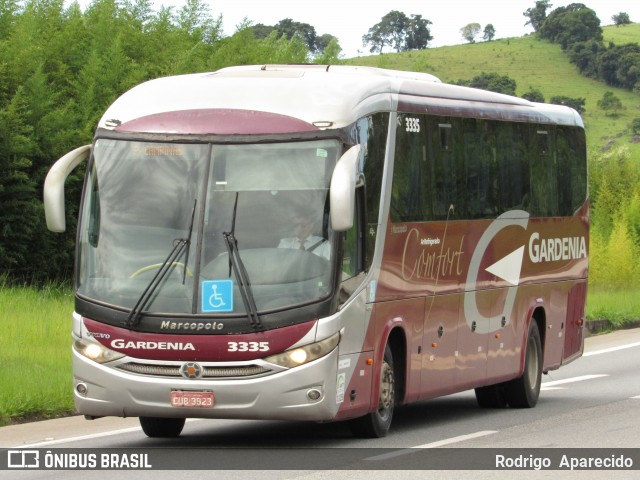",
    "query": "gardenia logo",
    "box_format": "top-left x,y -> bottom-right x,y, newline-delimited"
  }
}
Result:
111,339 -> 195,351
